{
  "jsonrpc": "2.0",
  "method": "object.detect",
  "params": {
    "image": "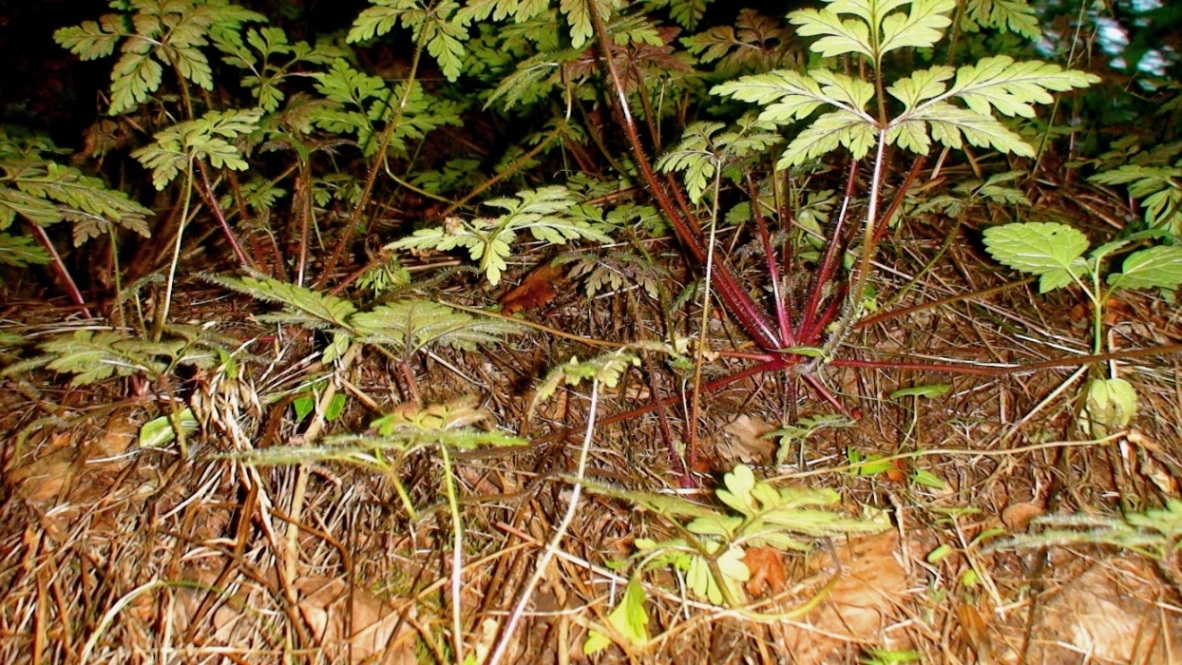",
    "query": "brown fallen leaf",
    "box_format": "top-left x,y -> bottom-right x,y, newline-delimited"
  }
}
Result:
780,531 -> 916,664
743,546 -> 788,597
721,414 -> 778,464
499,262 -> 566,315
